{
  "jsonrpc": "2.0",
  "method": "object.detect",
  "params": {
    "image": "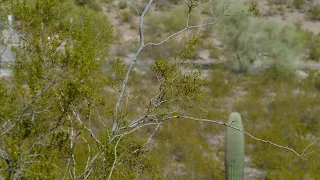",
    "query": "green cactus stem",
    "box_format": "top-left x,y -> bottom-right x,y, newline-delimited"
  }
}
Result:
225,112 -> 245,180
